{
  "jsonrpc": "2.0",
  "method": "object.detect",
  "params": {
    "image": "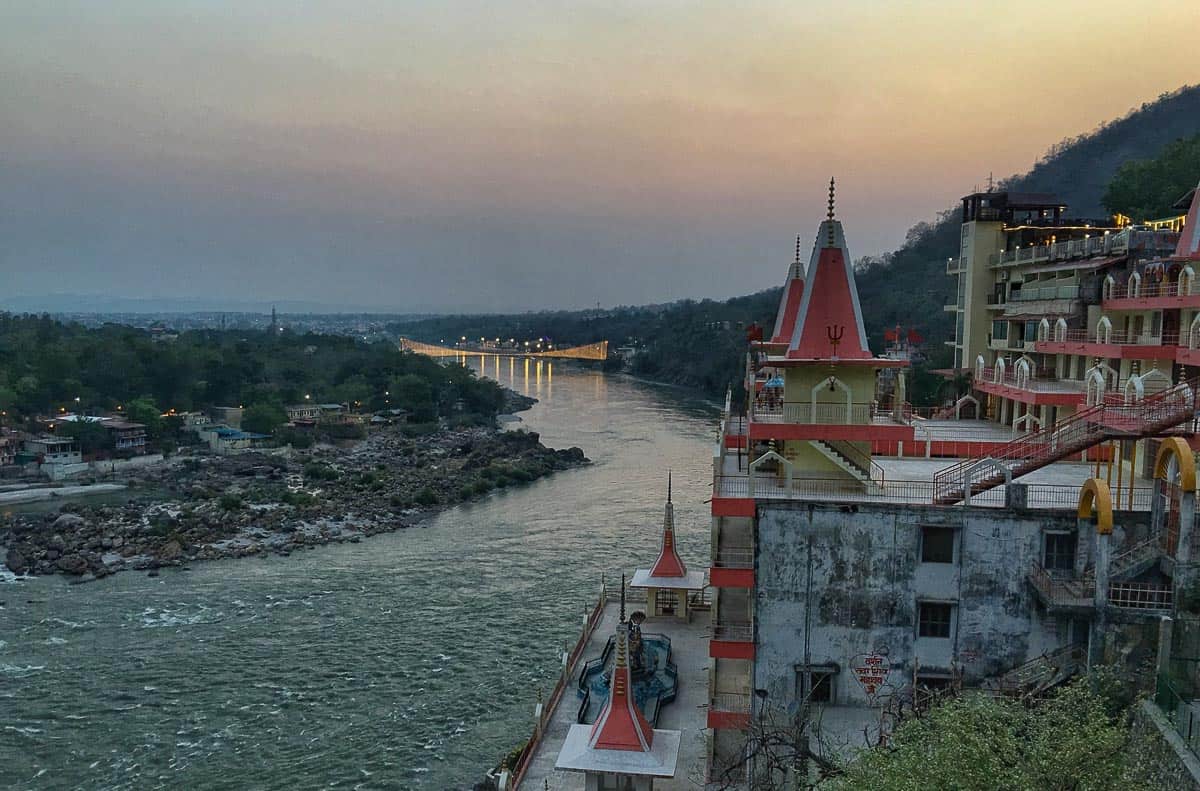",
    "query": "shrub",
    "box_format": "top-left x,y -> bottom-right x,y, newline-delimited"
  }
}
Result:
218,494 -> 244,511
414,487 -> 439,506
